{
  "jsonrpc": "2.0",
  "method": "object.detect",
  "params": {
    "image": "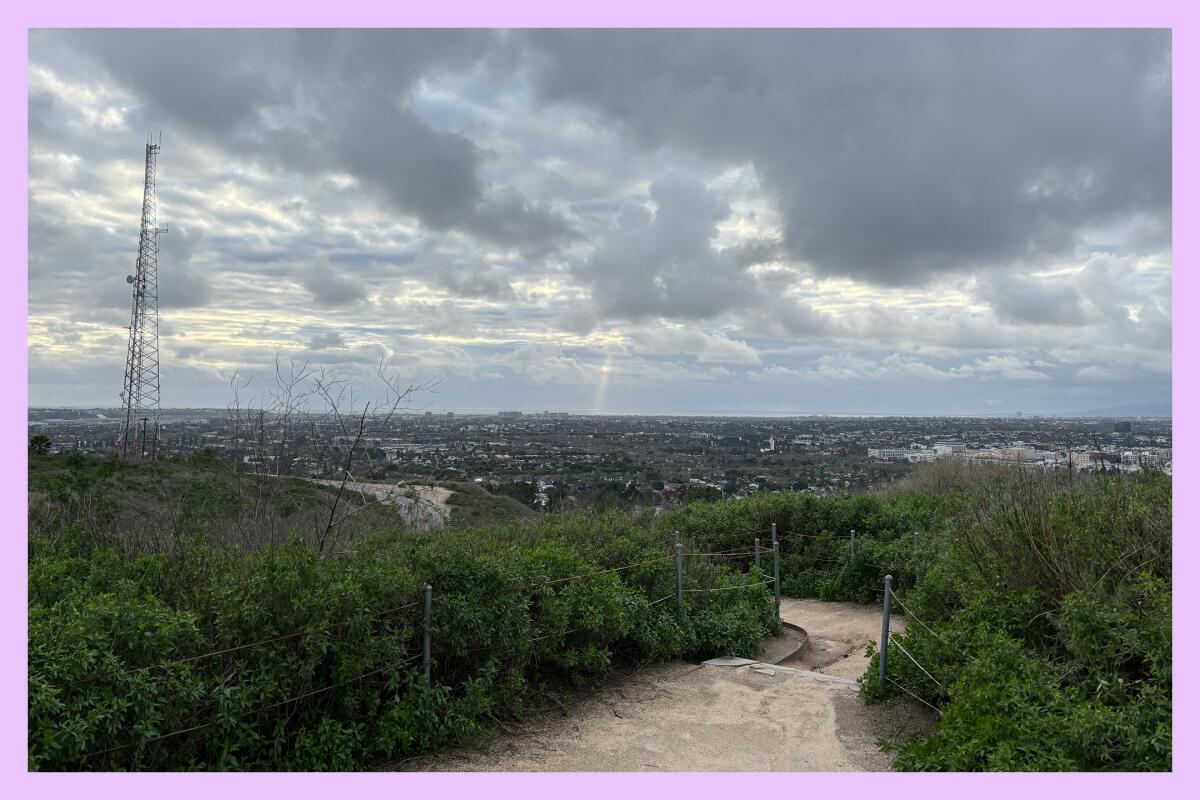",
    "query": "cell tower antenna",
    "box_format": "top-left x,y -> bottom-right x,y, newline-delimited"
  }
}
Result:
118,137 -> 166,458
